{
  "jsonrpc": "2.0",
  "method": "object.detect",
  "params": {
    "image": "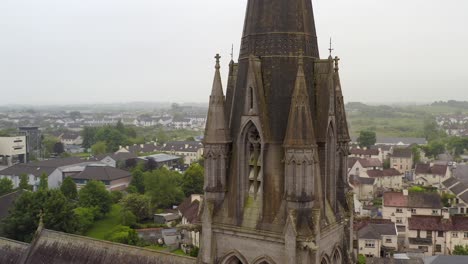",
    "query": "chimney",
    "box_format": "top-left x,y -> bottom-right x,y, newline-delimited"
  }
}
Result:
403,189 -> 408,196
442,208 -> 450,219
